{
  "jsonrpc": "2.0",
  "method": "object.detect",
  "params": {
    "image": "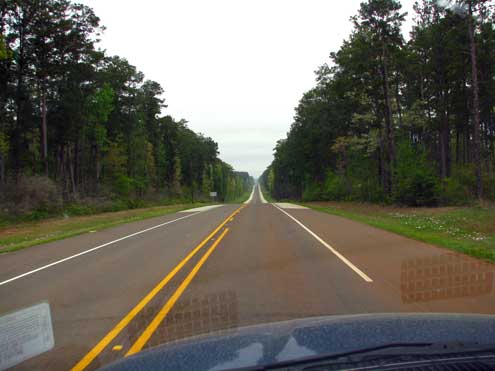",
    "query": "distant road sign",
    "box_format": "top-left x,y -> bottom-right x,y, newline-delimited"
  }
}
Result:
210,192 -> 217,197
